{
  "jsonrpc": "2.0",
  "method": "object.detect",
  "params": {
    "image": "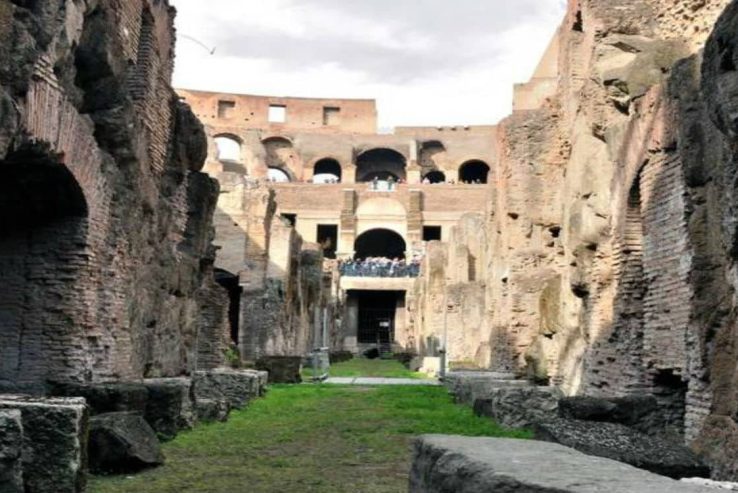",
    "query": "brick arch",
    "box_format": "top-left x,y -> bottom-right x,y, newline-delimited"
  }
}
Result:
262,135 -> 301,180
